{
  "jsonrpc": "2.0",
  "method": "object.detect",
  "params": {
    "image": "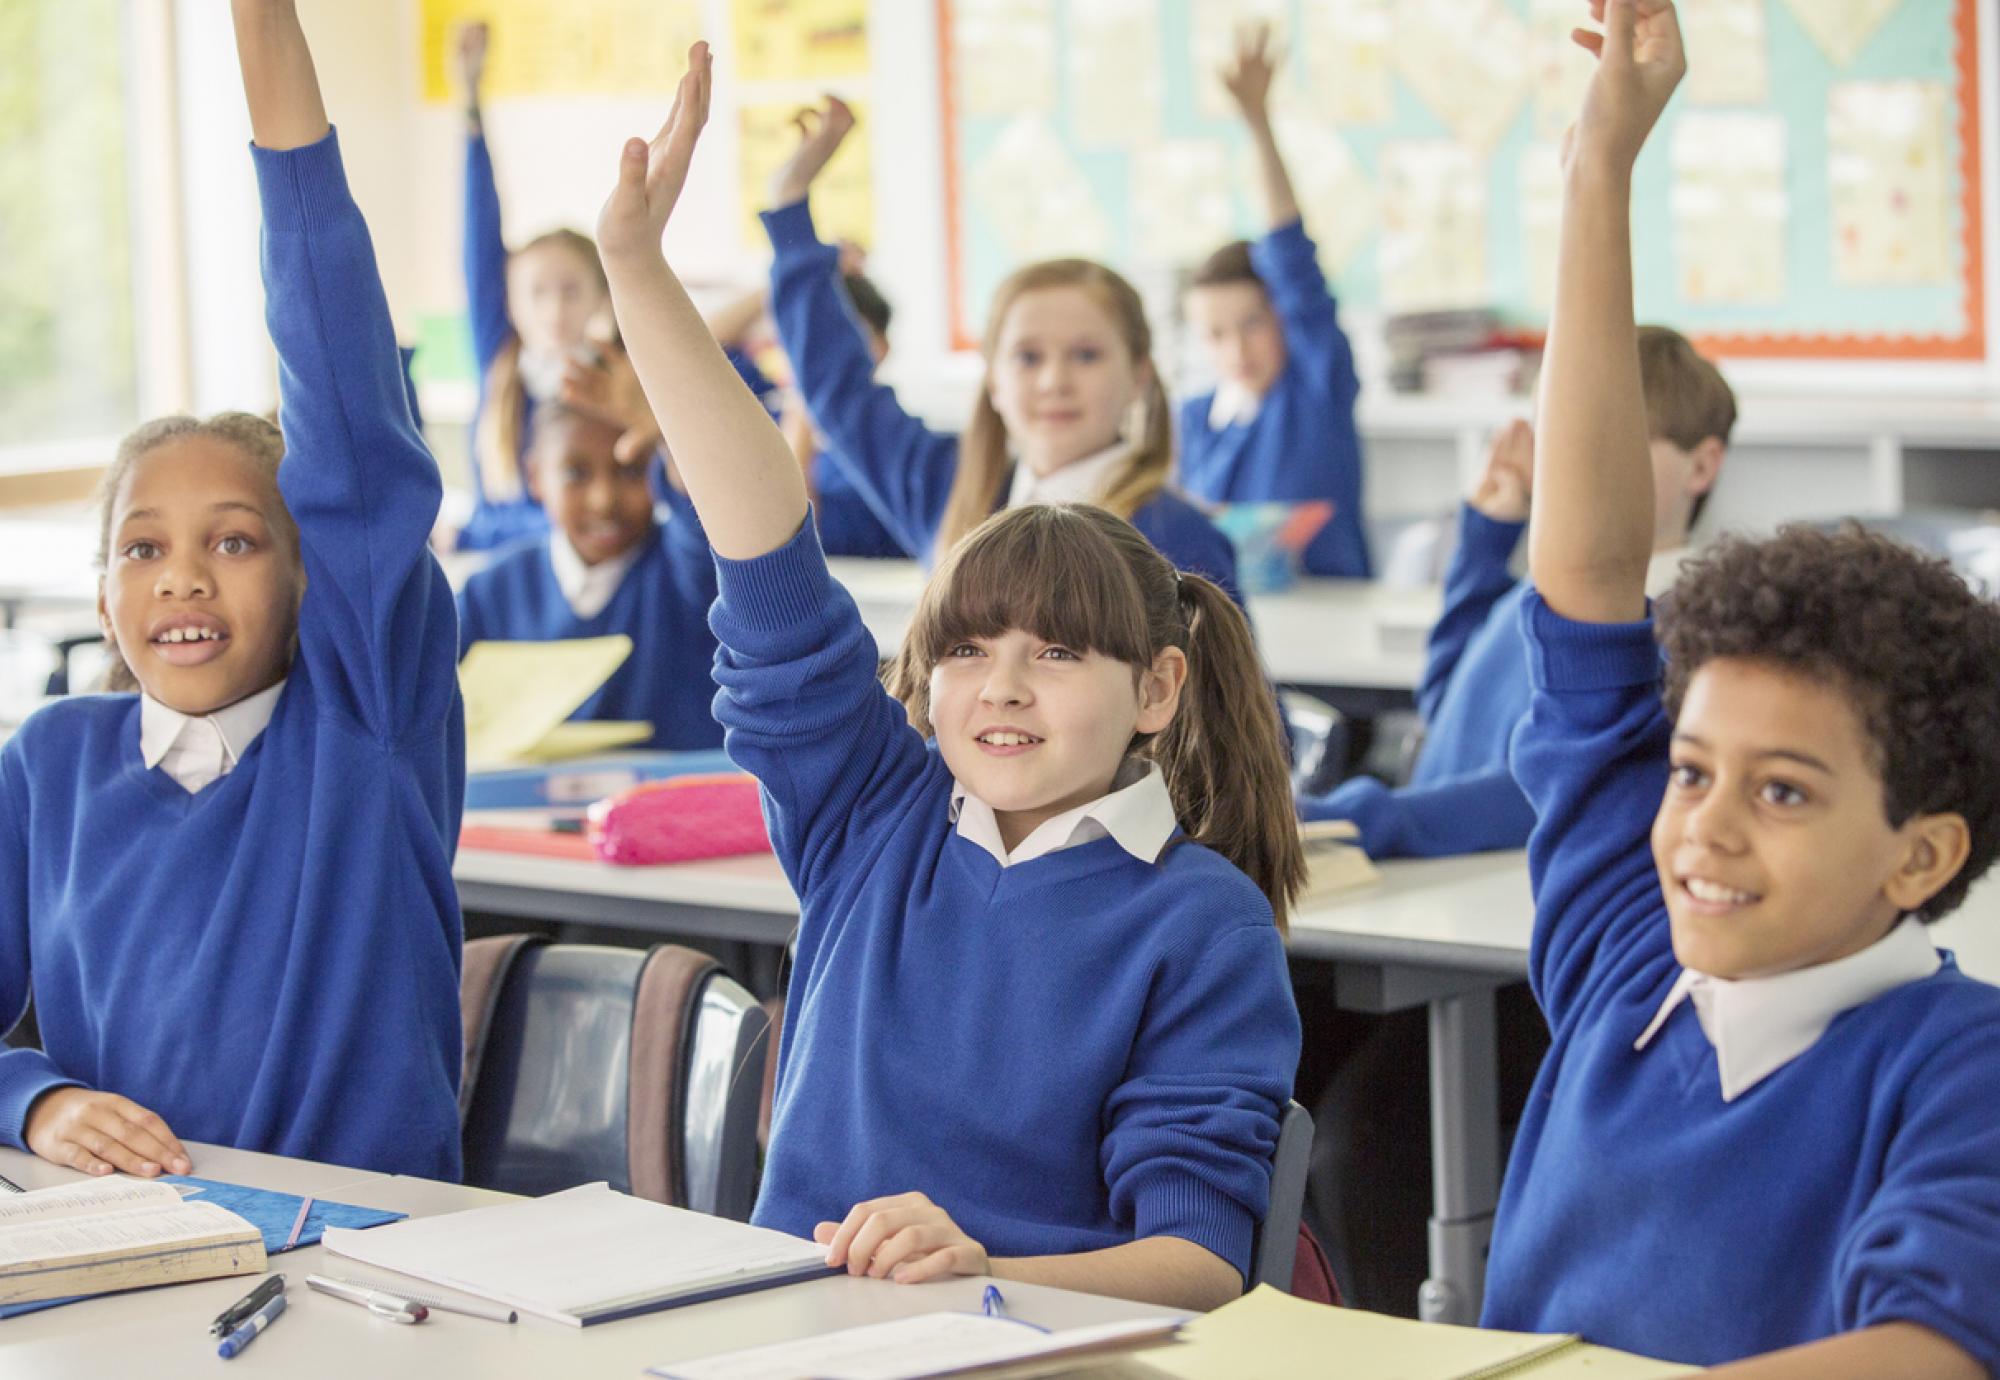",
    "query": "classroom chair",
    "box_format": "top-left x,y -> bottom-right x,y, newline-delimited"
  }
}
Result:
1284,691 -> 1350,797
459,936 -> 772,1220
1249,1100 -> 1338,1301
